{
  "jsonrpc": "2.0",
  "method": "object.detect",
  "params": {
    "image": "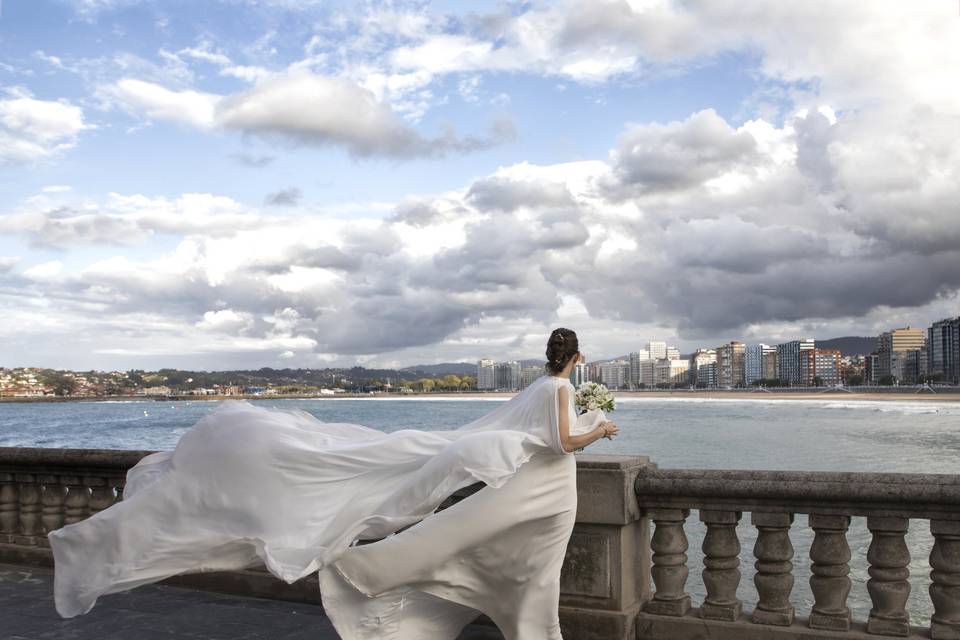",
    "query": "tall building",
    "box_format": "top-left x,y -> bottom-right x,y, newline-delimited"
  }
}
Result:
928,317 -> 960,384
494,361 -> 521,390
799,348 -> 842,386
628,350 -> 650,389
697,361 -> 717,387
587,362 -> 603,384
573,362 -> 589,387
477,358 -> 496,390
777,339 -> 815,385
899,349 -> 928,384
865,353 -> 879,385
744,344 -> 776,386
877,327 -> 926,383
638,359 -> 657,387
762,349 -> 778,380
689,349 -> 716,387
647,341 -> 667,360
655,359 -> 690,386
715,341 -> 746,388
520,365 -> 543,389
599,359 -> 630,389
666,346 -> 680,361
